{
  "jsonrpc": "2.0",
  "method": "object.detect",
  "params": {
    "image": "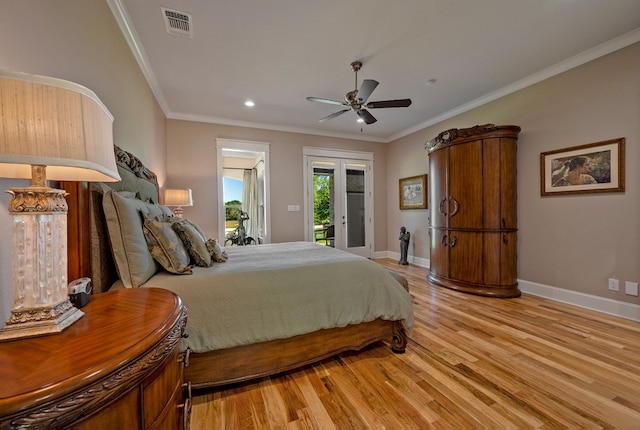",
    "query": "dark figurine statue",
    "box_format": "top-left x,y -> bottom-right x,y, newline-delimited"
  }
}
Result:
399,226 -> 410,265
